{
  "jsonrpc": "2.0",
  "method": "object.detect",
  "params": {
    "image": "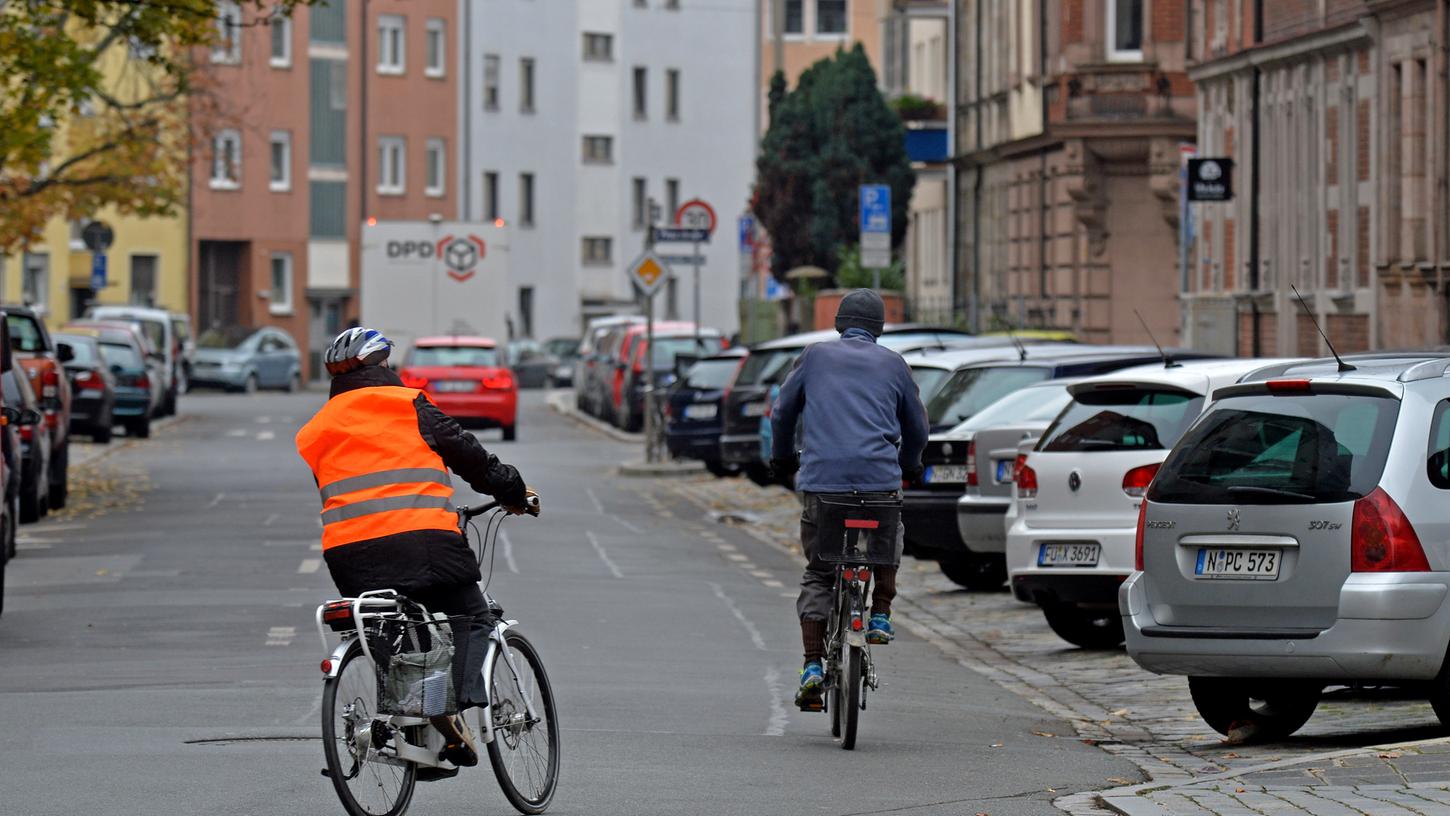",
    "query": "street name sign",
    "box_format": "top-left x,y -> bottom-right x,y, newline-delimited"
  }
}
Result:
660,253 -> 706,266
655,227 -> 710,243
628,251 -> 671,297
